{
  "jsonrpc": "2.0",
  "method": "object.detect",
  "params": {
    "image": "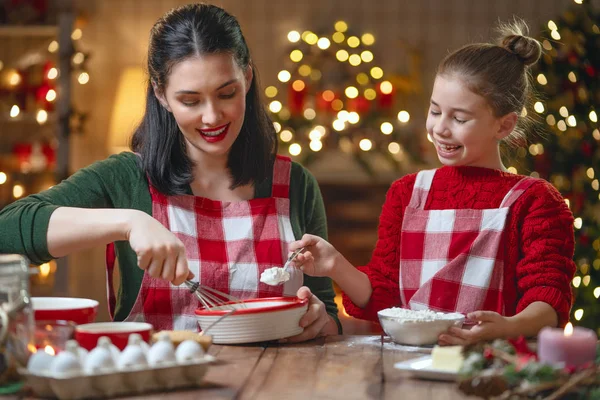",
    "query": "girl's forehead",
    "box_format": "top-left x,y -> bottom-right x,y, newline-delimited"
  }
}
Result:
432,75 -> 487,109
166,53 -> 242,90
